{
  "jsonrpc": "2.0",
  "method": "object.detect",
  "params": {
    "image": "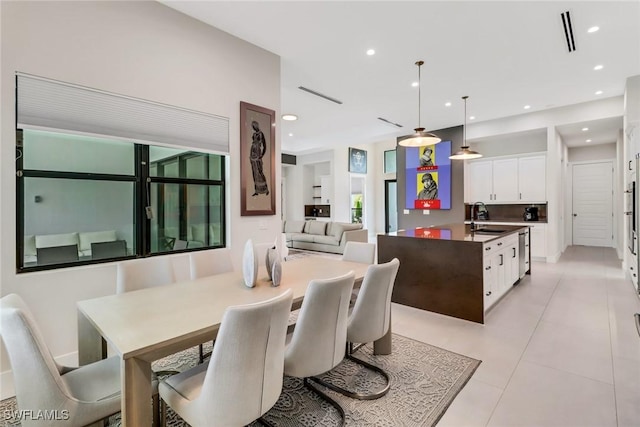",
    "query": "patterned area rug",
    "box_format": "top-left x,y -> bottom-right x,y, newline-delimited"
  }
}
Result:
0,335 -> 479,427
